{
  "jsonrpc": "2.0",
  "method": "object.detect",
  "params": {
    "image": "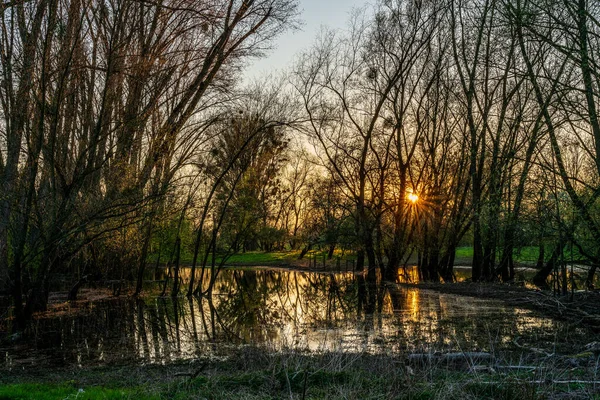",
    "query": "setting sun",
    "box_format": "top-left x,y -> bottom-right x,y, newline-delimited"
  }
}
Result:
408,193 -> 419,204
